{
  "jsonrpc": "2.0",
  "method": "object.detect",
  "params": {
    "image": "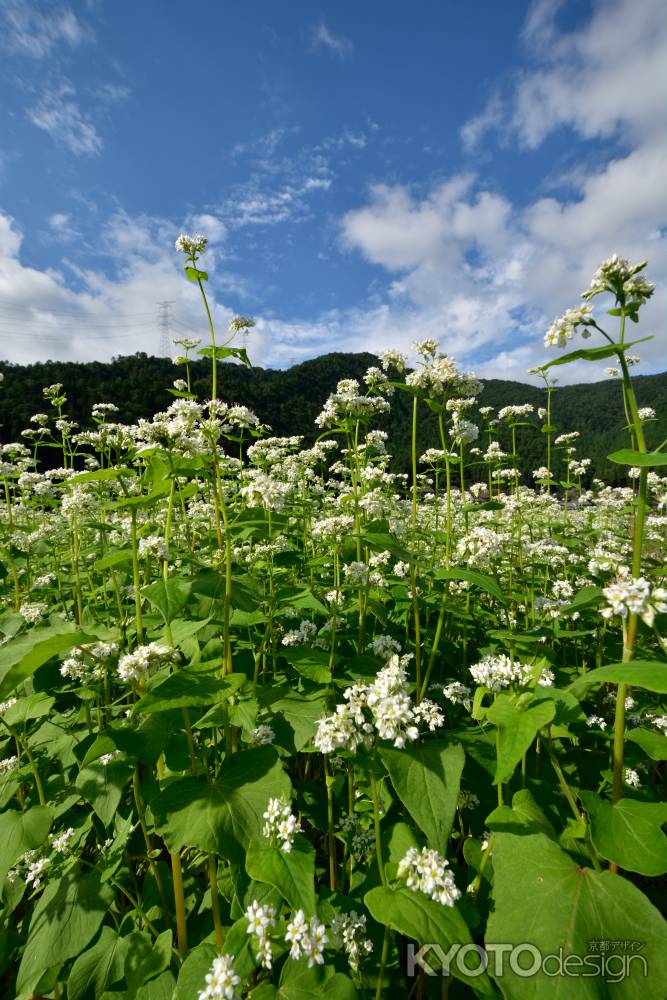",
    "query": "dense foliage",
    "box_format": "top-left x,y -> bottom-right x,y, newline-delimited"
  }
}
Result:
0,244 -> 666,999
1,353 -> 666,485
